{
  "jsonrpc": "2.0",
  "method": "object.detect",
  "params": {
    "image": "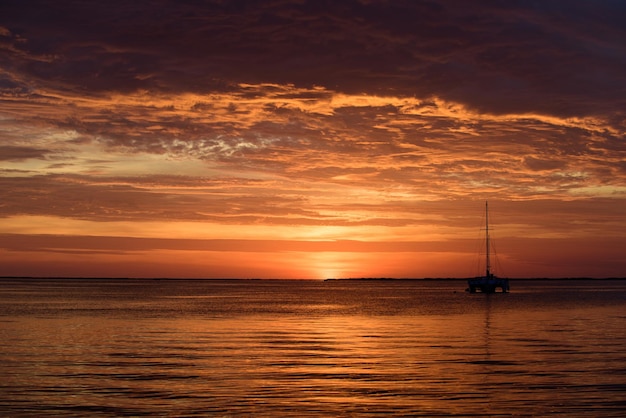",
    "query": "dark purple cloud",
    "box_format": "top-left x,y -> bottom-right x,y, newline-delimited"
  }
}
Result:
1,0 -> 624,118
